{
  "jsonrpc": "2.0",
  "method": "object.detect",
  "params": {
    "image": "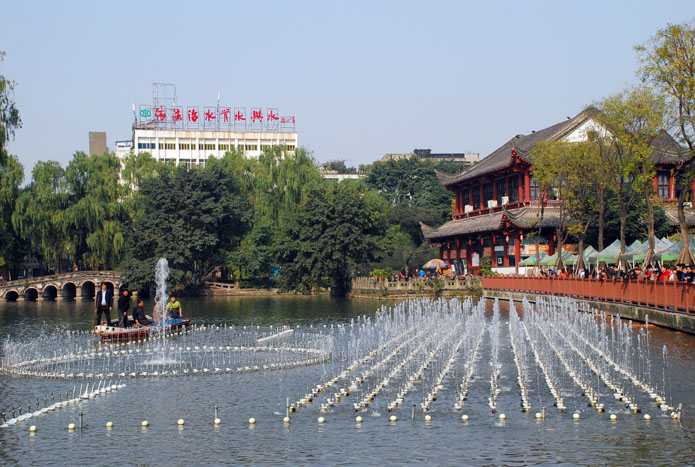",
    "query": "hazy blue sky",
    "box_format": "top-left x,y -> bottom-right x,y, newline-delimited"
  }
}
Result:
2,1 -> 694,178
